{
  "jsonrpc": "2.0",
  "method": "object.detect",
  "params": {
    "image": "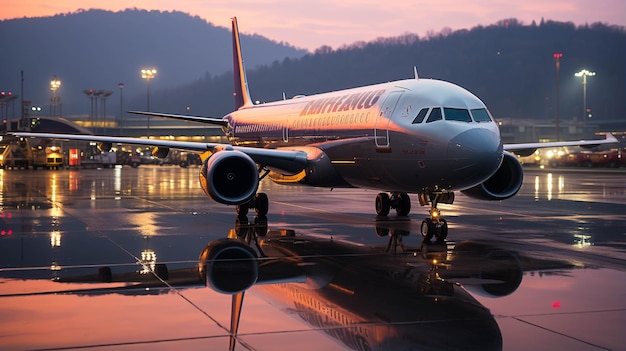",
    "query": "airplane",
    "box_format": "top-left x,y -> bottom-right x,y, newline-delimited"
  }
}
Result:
15,17 -> 617,242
